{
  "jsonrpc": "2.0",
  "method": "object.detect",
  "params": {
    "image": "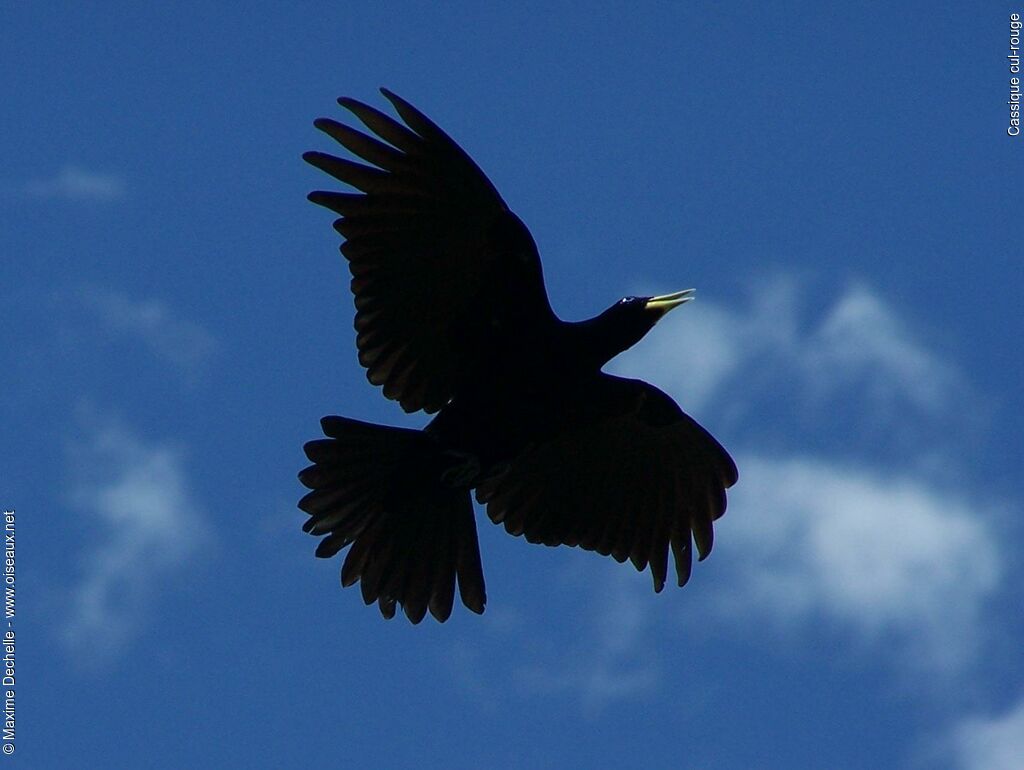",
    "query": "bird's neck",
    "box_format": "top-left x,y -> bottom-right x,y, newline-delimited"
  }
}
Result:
564,313 -> 638,372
